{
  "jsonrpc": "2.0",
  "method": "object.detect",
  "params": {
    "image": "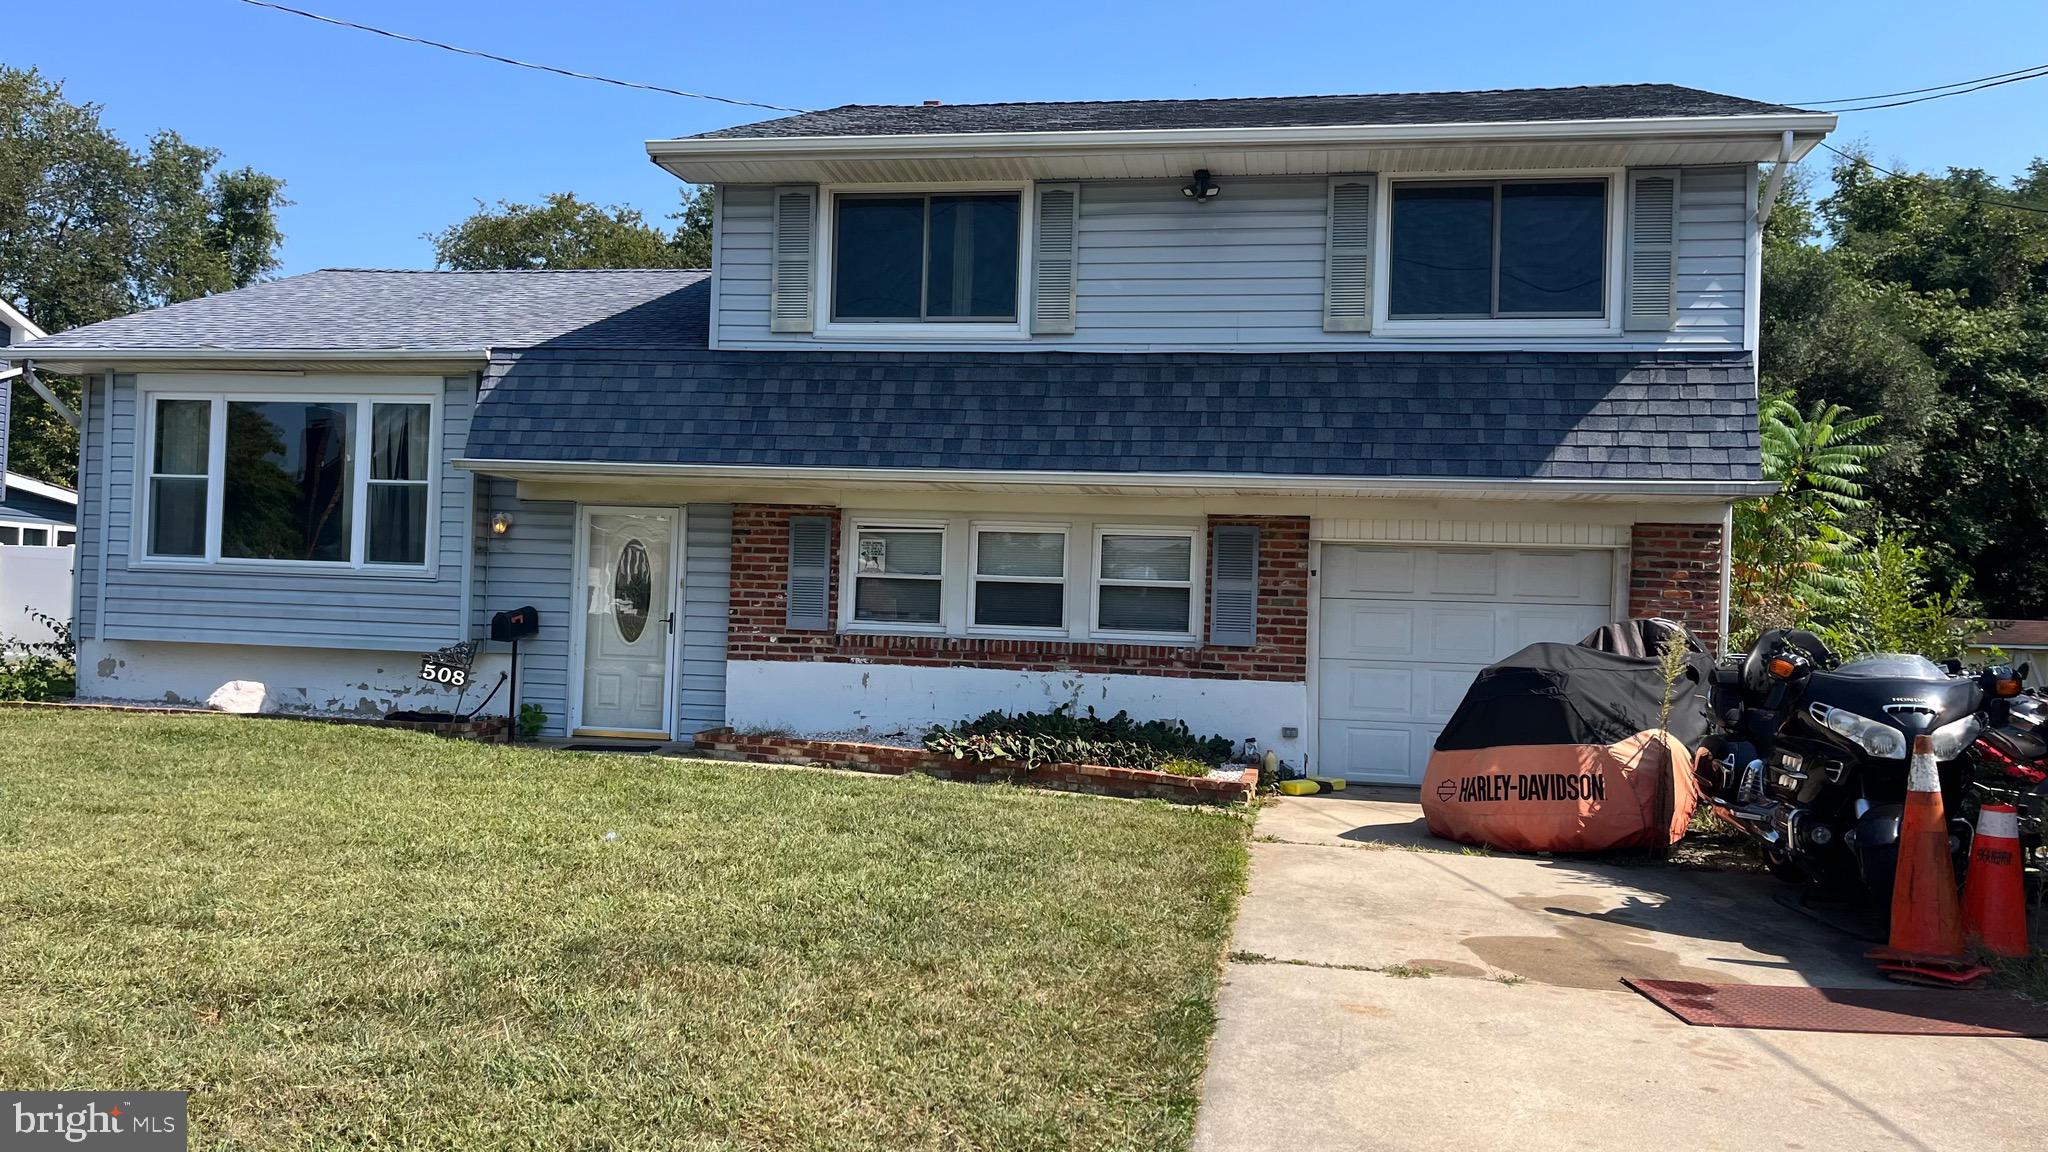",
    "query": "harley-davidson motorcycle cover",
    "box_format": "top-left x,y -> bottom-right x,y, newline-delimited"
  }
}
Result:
1421,626 -> 1711,853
